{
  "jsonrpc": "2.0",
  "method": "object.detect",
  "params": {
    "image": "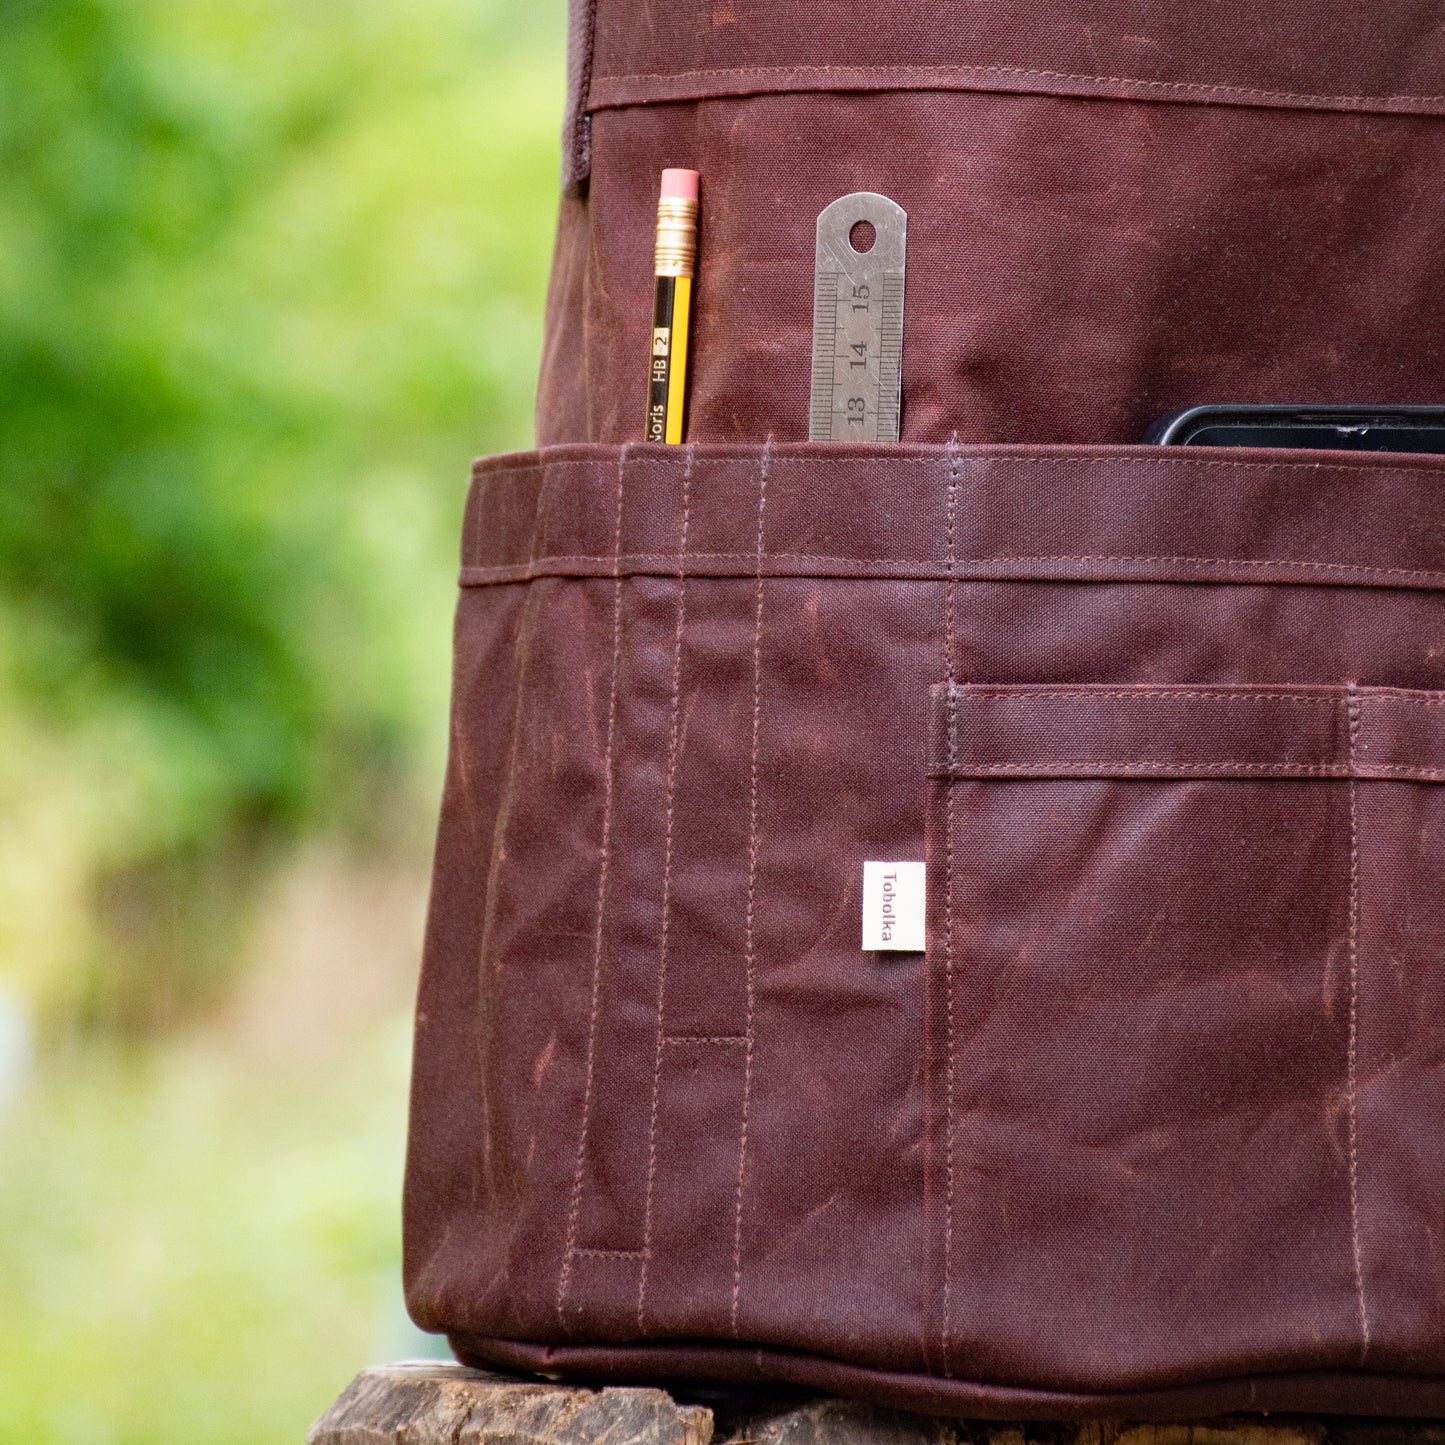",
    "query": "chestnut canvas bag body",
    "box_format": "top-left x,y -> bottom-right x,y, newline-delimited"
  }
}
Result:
403,0 -> 1445,1418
